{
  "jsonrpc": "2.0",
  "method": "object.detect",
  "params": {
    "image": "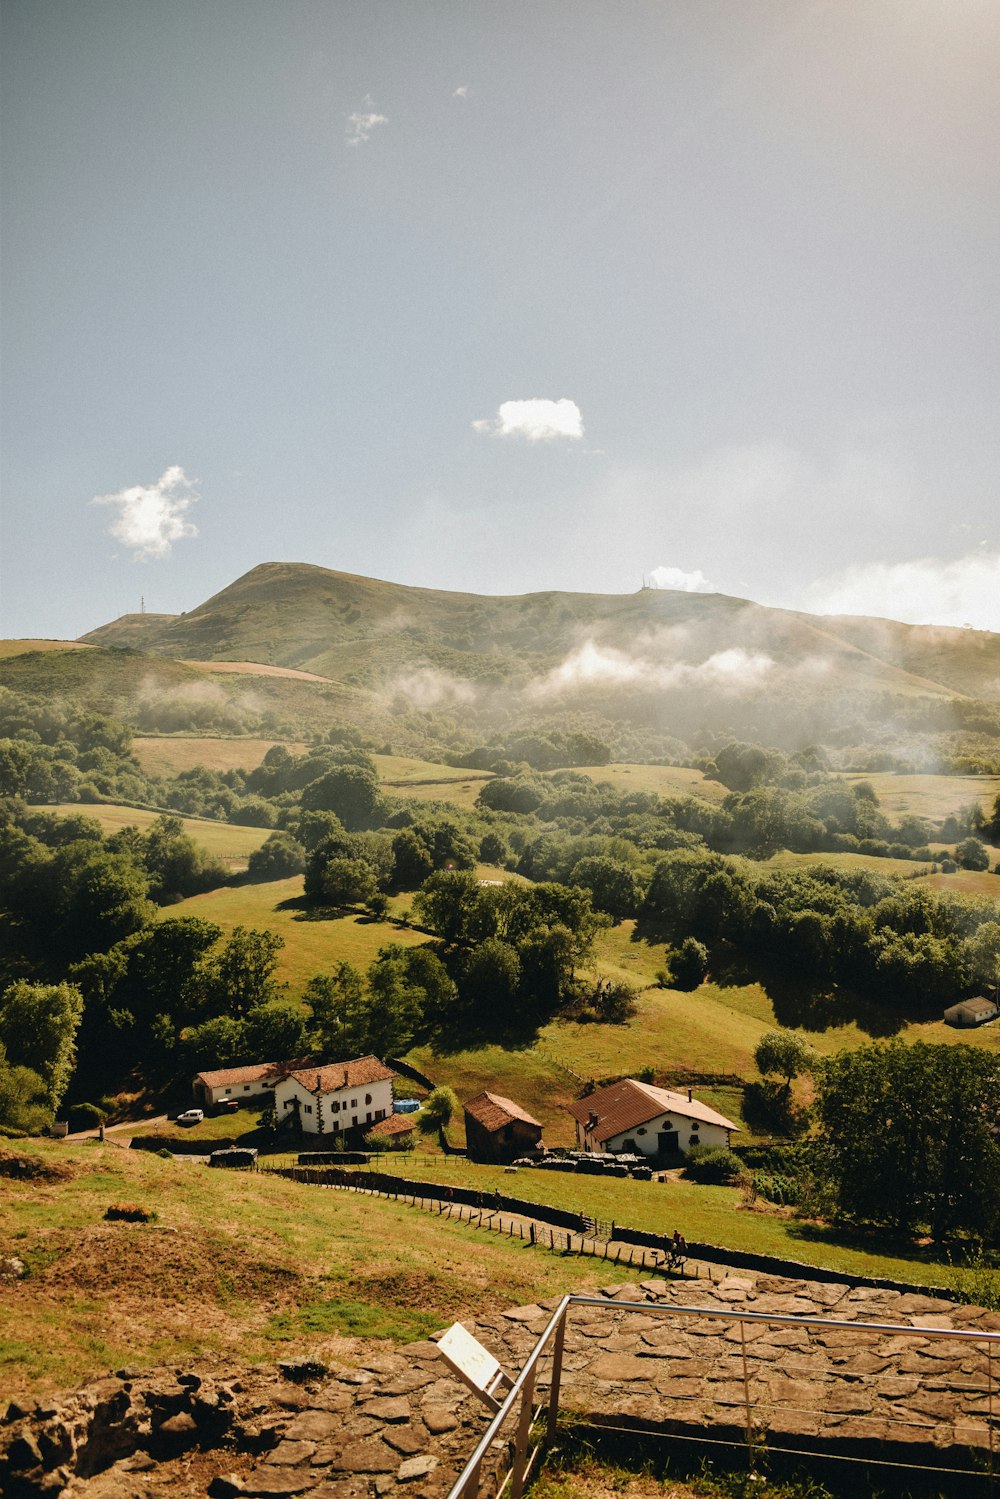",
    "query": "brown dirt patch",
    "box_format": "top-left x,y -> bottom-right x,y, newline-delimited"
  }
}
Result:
24,1224 -> 299,1305
0,1149 -> 76,1183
